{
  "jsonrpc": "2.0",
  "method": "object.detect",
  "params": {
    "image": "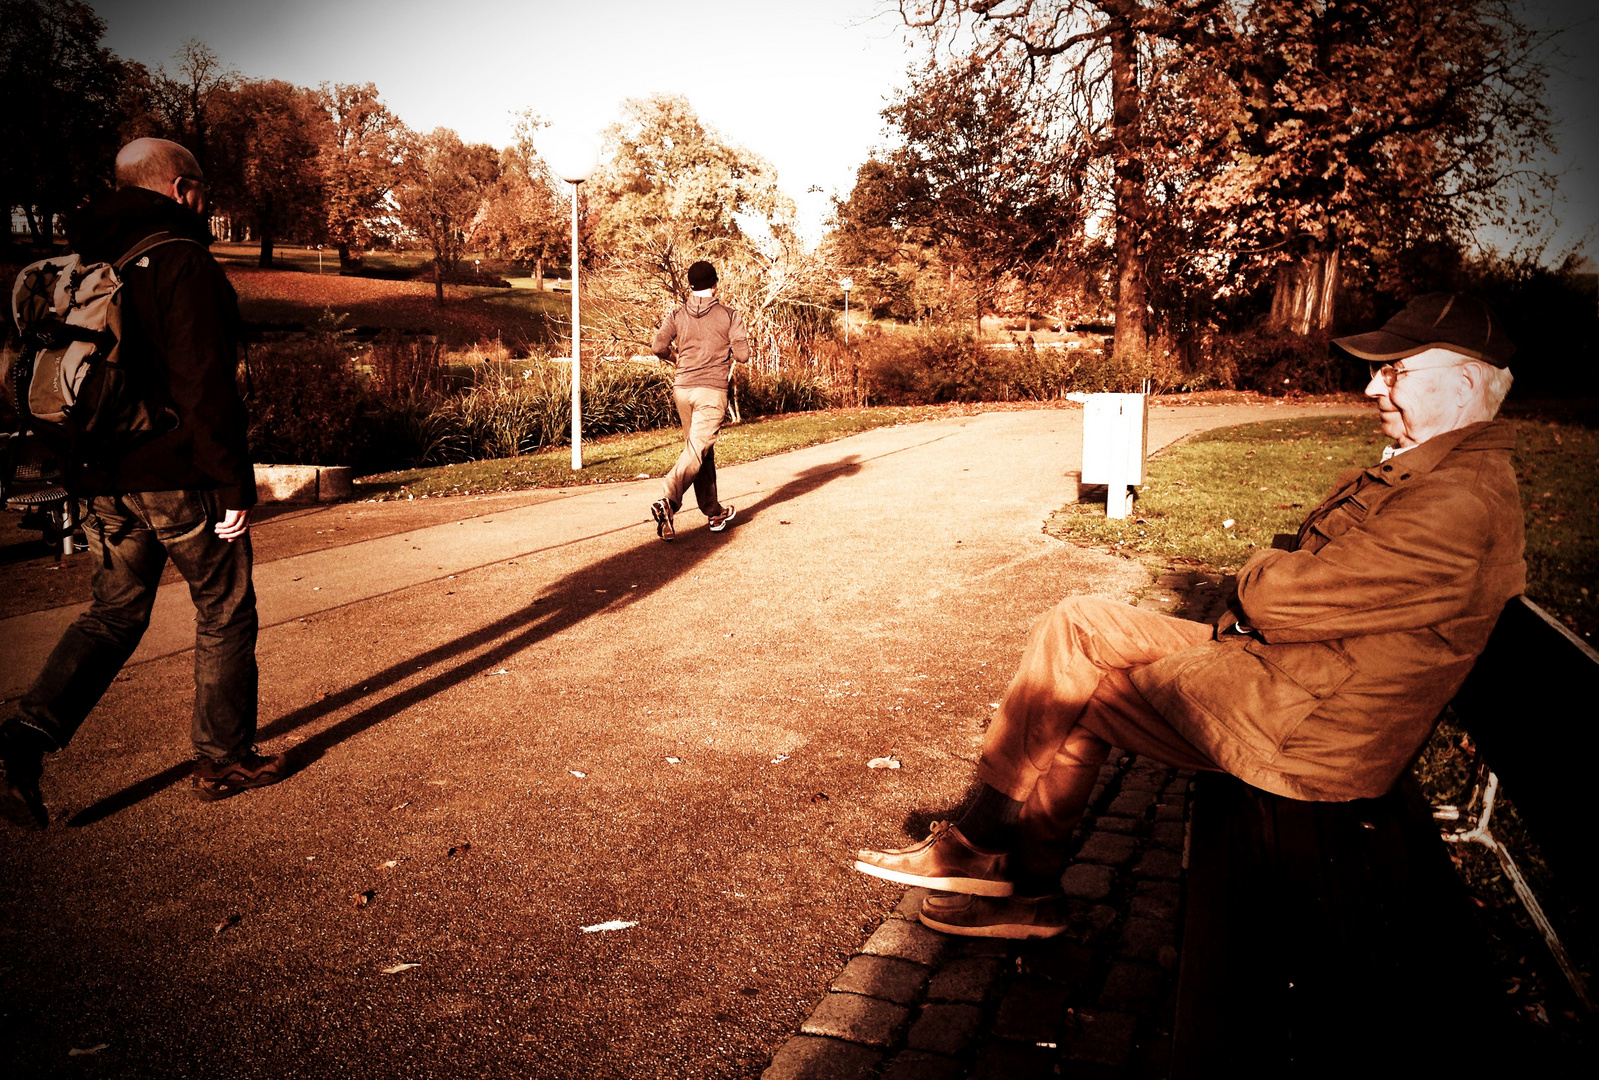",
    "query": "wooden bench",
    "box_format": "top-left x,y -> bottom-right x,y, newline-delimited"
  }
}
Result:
1169,596 -> 1598,1076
